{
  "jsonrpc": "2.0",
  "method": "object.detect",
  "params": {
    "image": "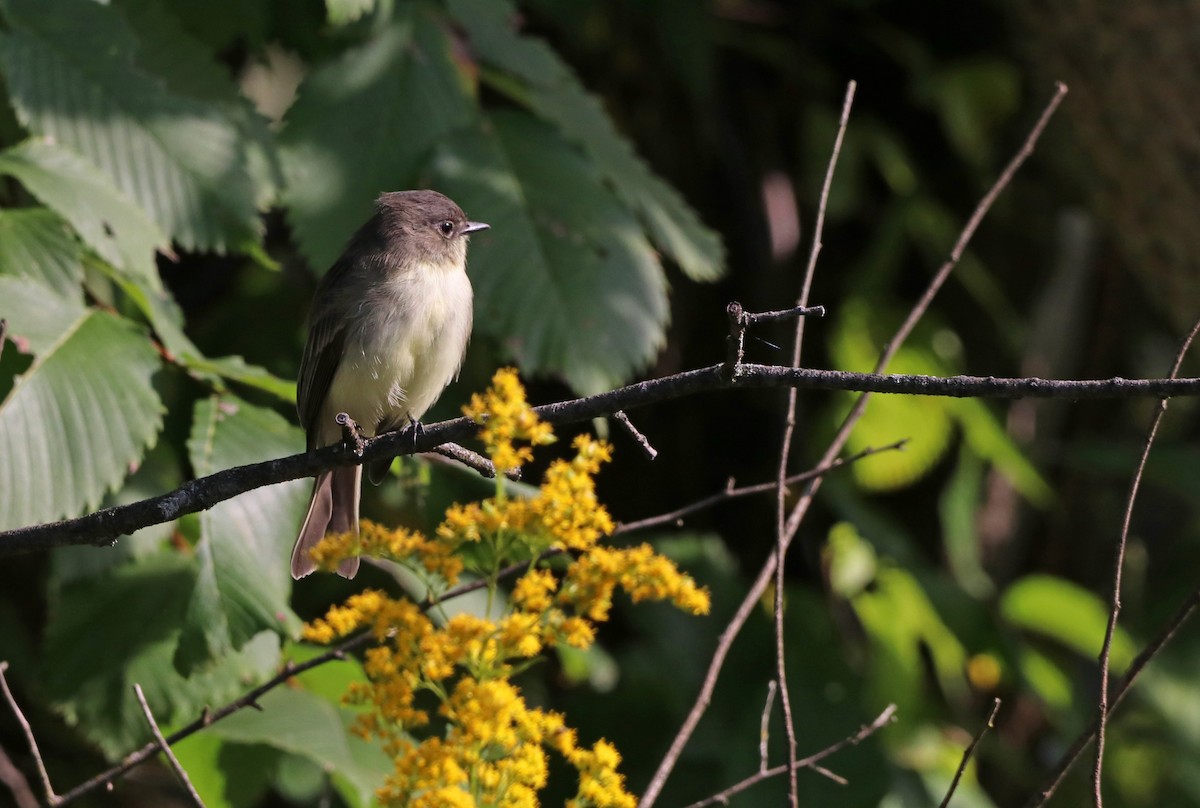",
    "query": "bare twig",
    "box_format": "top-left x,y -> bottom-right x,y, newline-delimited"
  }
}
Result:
682,704 -> 897,808
774,78 -> 857,808
940,698 -> 1001,808
1028,585 -> 1200,806
639,82 -> 1068,808
724,303 -> 826,378
0,662 -> 55,805
428,441 -> 521,480
616,439 -> 906,535
0,741 -> 39,808
1092,316 -> 1200,807
613,411 -> 658,460
133,684 -> 204,807
759,681 -> 778,773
